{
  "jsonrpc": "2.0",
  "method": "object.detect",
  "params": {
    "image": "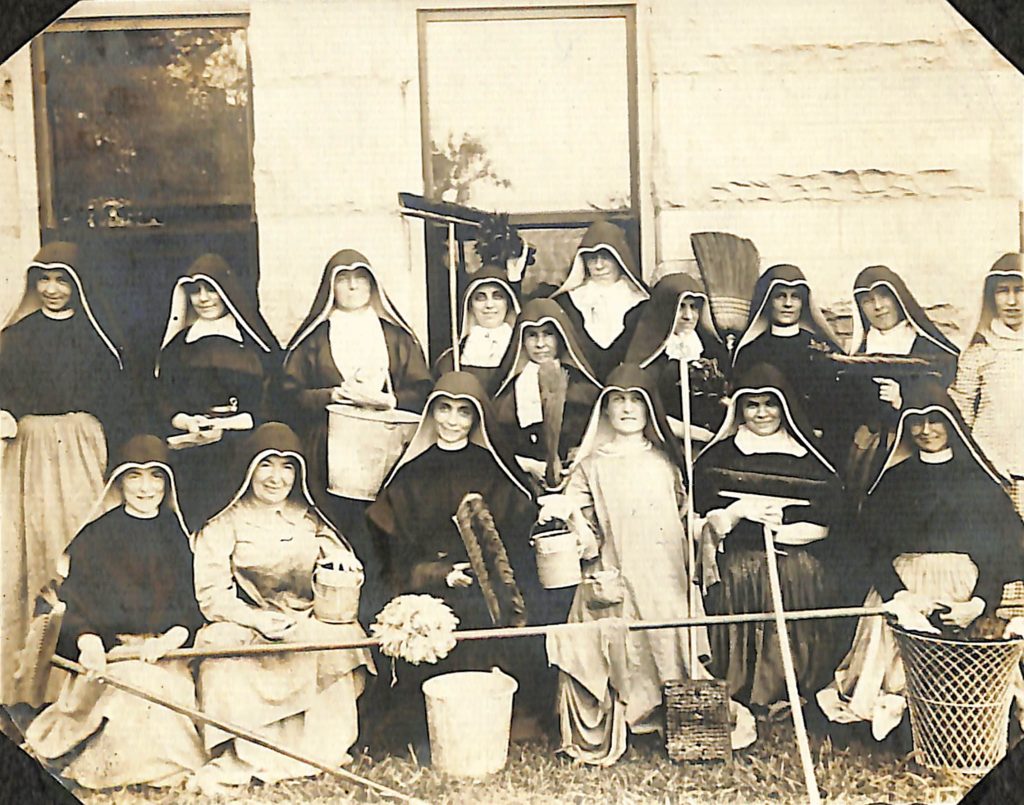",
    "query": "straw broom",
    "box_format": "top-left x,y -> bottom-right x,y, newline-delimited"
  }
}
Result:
690,232 -> 760,353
